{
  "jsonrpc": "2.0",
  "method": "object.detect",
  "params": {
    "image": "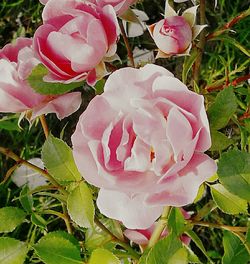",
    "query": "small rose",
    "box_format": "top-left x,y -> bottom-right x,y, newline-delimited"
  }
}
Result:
0,38 -> 81,119
34,0 -> 119,85
72,64 -> 217,229
148,0 -> 206,58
